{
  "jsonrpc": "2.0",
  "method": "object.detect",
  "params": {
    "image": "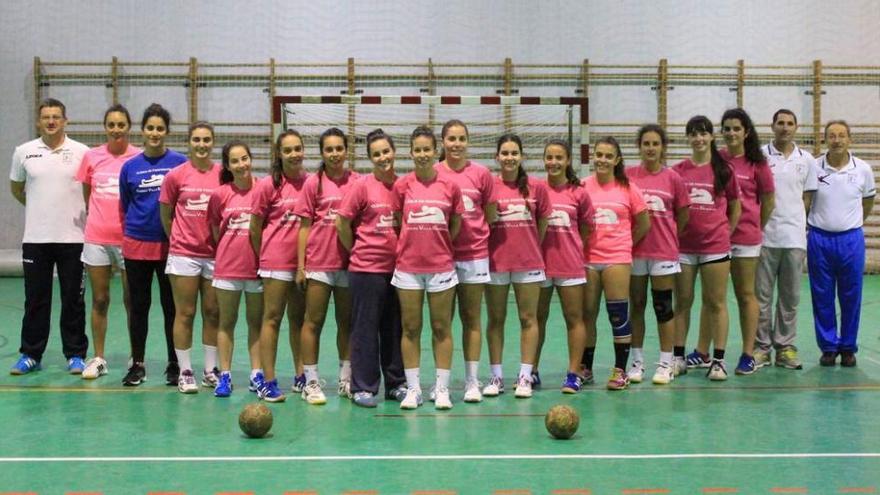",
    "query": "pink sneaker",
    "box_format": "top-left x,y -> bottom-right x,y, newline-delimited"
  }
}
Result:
606,367 -> 629,390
